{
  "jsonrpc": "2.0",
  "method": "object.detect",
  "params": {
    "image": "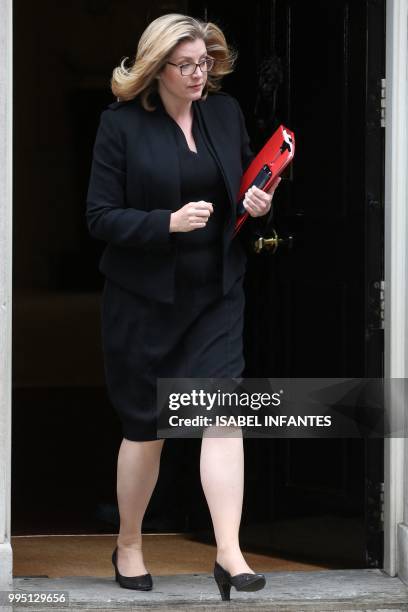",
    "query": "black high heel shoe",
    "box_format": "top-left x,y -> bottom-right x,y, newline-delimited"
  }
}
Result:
213,560 -> 266,601
111,546 -> 153,590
